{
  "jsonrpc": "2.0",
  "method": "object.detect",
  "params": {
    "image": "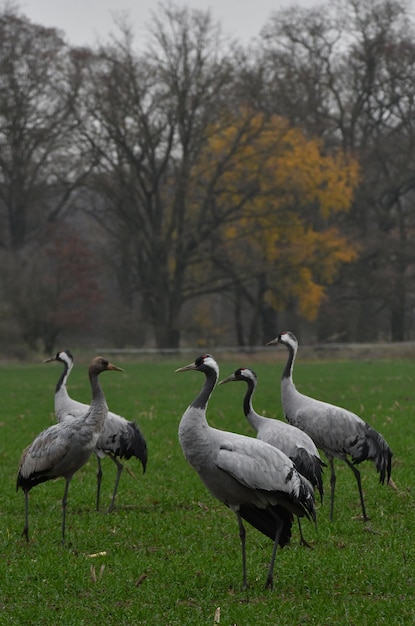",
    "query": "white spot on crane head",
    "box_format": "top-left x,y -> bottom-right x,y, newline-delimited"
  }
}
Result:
278,331 -> 298,350
58,350 -> 74,367
198,354 -> 219,377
